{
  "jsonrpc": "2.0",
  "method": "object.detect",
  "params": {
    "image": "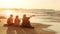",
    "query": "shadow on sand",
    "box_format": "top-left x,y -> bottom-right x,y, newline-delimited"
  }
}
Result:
4,23 -> 56,34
